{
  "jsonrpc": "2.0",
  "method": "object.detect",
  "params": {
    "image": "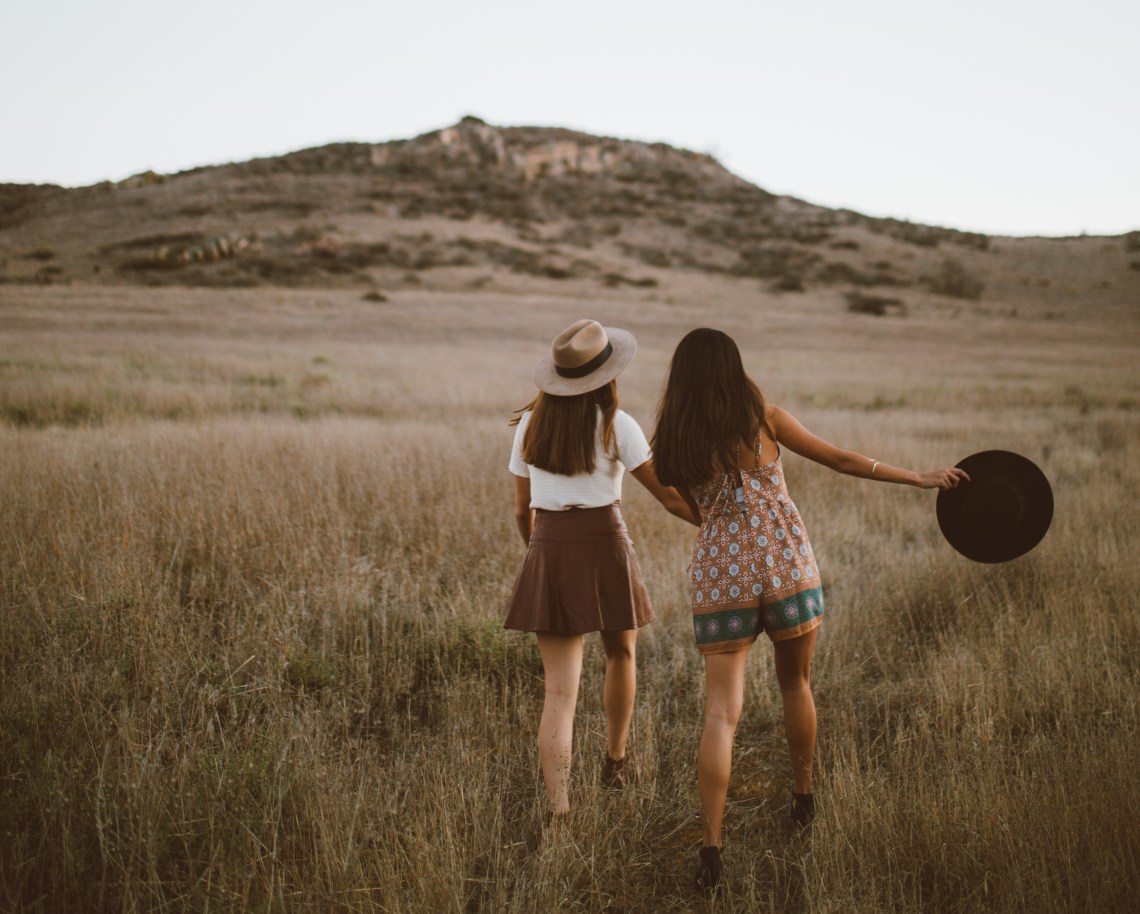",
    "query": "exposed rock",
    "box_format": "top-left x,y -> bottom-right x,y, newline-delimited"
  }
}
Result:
370,117 -> 735,187
115,233 -> 251,274
118,170 -> 166,189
